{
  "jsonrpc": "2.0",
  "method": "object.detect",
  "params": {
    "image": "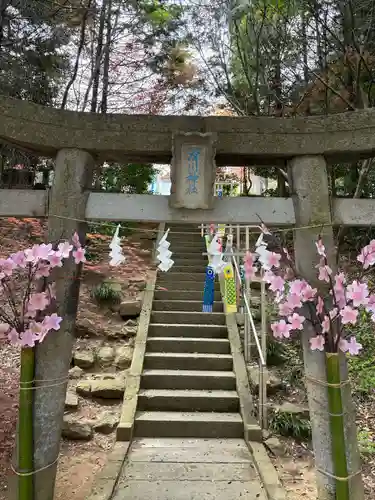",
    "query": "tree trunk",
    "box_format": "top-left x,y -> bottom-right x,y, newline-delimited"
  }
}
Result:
90,0 -> 107,113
